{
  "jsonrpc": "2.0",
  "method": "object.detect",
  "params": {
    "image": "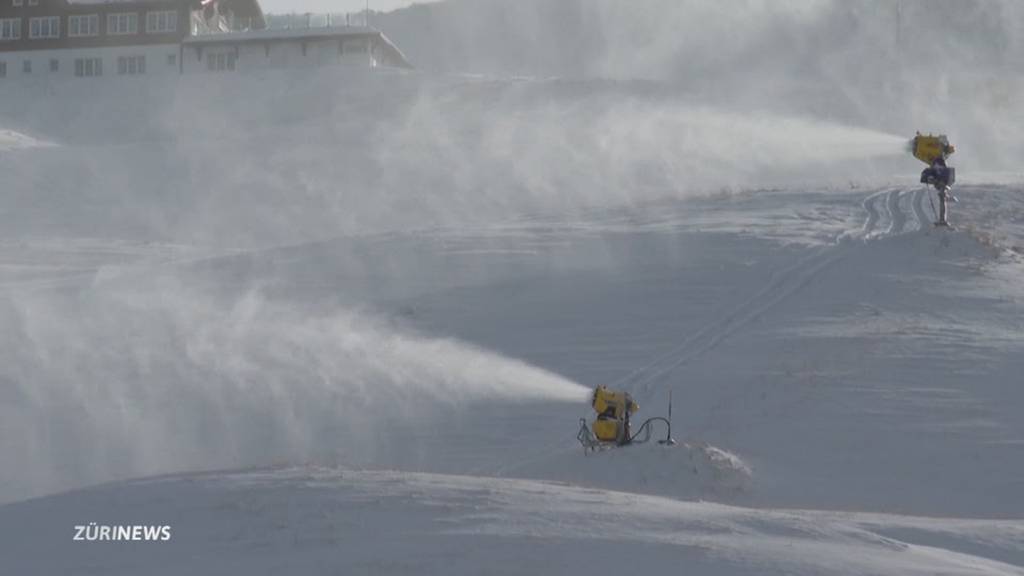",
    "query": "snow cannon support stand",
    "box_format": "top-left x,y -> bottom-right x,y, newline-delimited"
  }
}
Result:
911,132 -> 956,227
577,386 -> 676,453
